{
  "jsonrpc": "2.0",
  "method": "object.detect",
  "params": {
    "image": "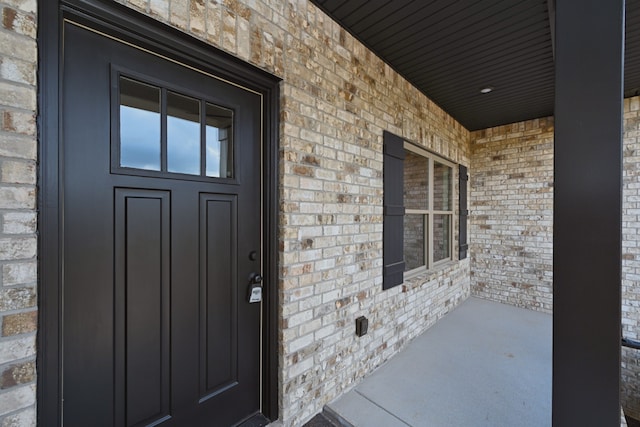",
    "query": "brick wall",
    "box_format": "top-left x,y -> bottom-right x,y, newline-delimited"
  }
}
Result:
623,96 -> 640,420
469,118 -> 554,313
0,0 -> 37,425
2,0 -> 472,426
469,103 -> 640,420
